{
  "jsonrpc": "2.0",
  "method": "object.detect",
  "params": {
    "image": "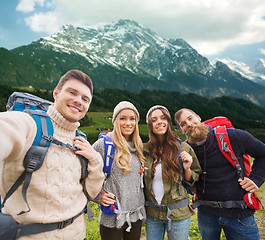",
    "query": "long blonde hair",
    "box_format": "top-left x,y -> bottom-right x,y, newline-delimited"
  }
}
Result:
112,111 -> 145,175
